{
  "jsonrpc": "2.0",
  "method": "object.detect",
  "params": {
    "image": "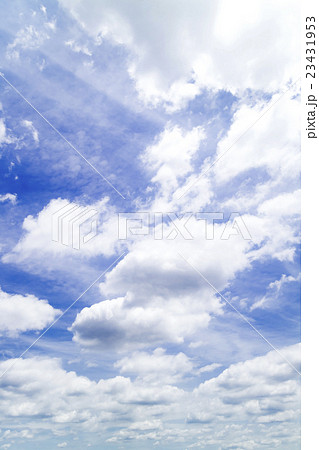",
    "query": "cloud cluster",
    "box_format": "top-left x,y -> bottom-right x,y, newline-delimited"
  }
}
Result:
70,218 -> 256,349
69,93 -> 300,348
4,94 -> 300,349
0,287 -> 60,336
59,0 -> 299,110
0,344 -> 299,447
190,343 -> 300,425
0,1 -> 301,448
